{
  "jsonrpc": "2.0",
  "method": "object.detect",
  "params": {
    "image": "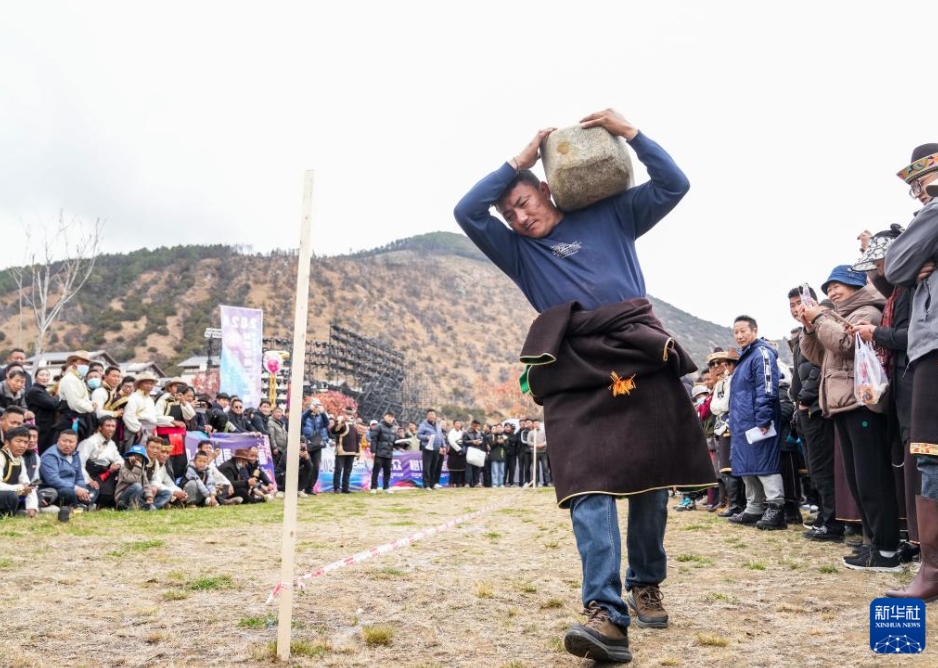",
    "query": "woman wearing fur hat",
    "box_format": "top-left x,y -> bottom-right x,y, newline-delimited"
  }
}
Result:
798,265 -> 900,572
